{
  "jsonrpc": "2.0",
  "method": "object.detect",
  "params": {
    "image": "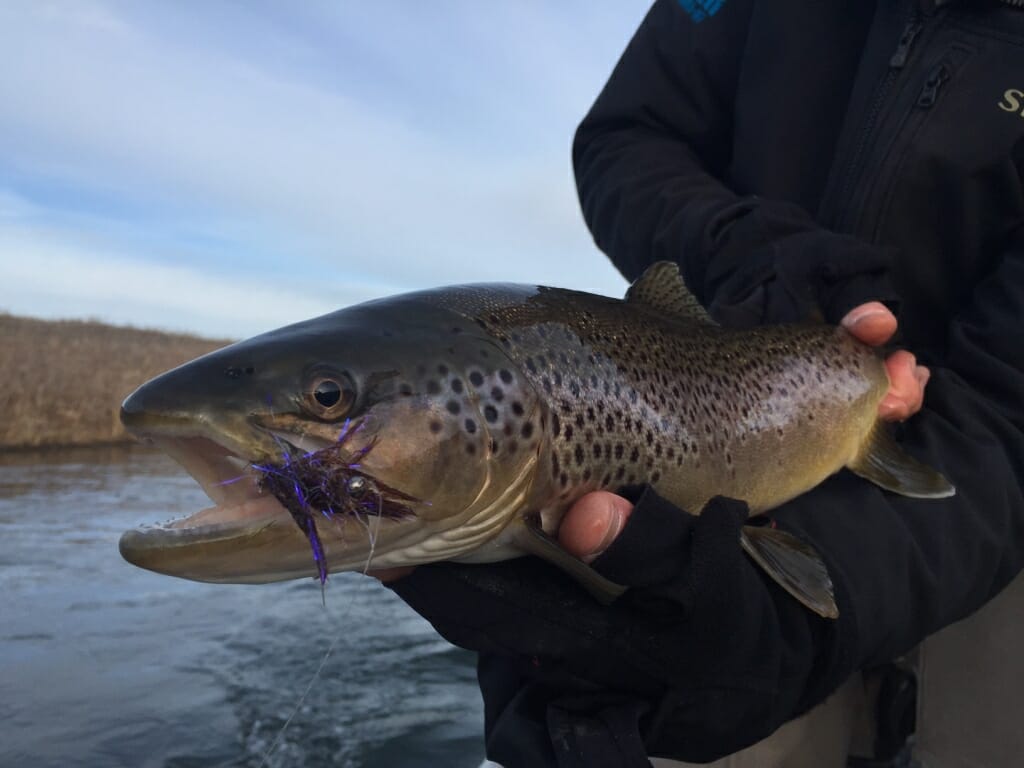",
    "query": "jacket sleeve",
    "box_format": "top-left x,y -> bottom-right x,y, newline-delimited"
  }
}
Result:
573,0 -> 894,325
